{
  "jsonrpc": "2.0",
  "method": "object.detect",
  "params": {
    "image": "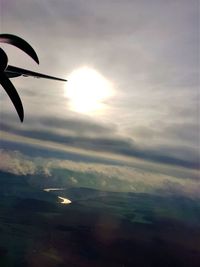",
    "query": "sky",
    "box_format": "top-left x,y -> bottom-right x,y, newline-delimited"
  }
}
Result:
0,0 -> 199,196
